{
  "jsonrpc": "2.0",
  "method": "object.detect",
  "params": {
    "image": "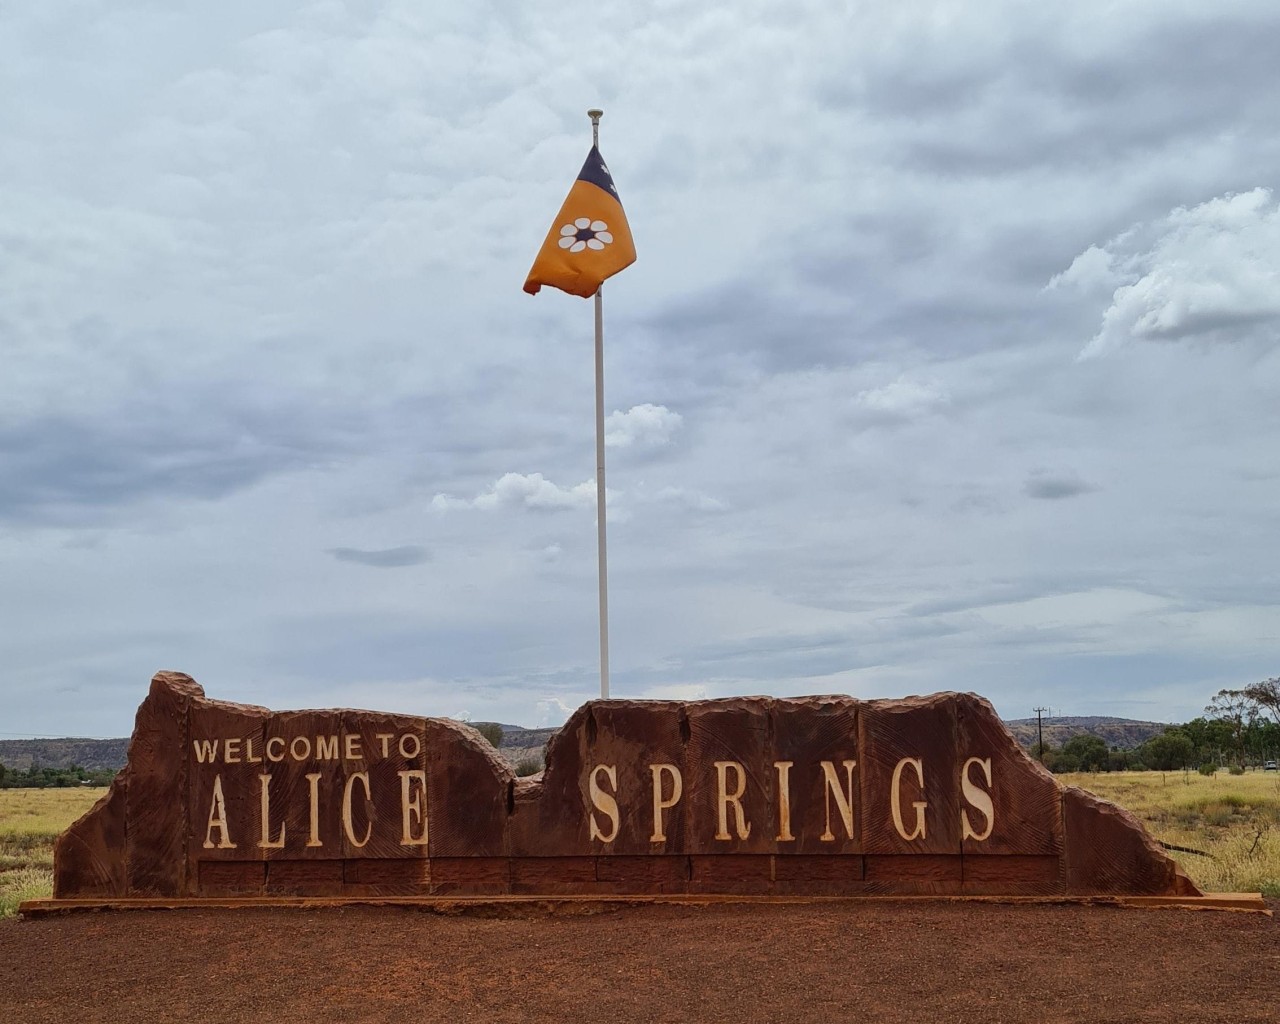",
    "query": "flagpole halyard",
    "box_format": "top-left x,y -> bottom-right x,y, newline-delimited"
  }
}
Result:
589,107 -> 610,701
